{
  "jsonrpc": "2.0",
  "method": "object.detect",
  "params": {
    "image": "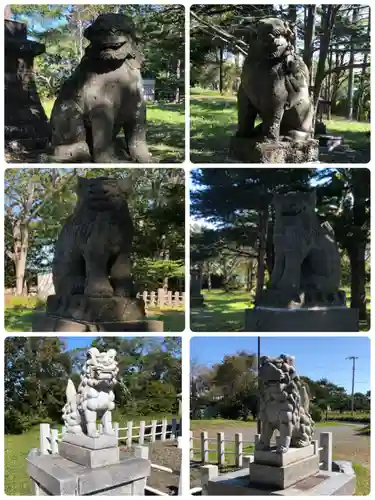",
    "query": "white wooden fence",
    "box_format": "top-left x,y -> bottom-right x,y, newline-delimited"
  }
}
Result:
113,418 -> 182,446
40,418 -> 182,454
137,289 -> 185,308
190,431 -> 246,468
